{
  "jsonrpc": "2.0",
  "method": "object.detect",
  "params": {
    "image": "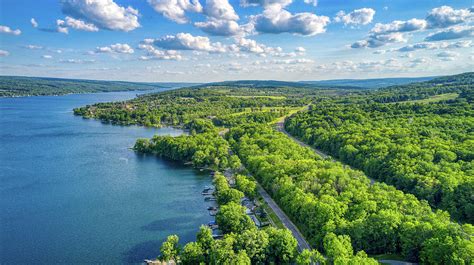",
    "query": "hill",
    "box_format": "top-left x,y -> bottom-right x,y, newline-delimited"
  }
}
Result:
0,76 -> 198,97
300,76 -> 437,89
